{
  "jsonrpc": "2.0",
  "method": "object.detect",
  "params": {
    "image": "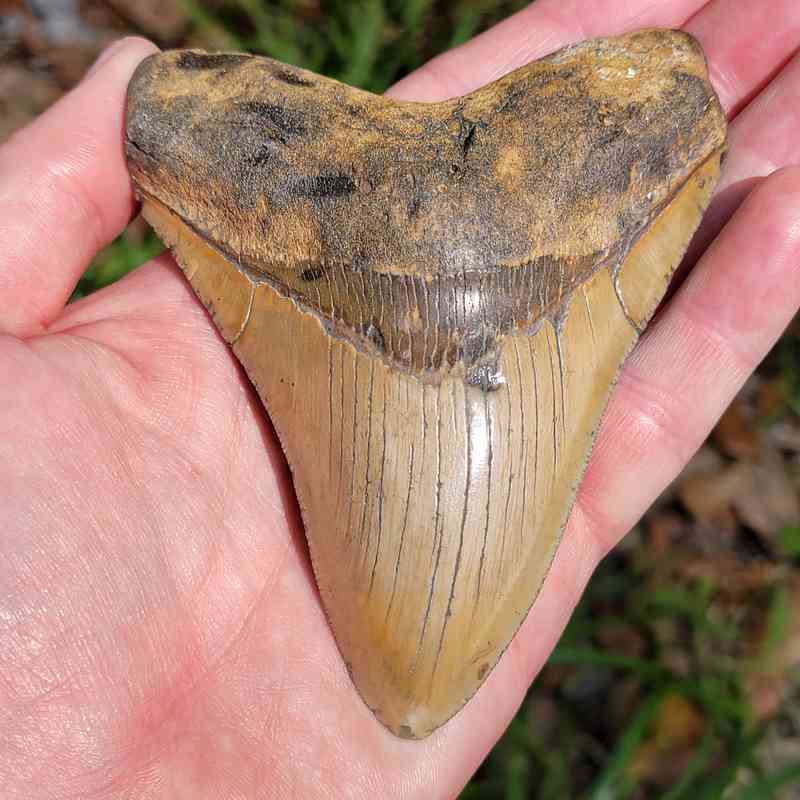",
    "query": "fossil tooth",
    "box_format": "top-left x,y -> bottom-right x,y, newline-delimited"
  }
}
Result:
124,29 -> 727,739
